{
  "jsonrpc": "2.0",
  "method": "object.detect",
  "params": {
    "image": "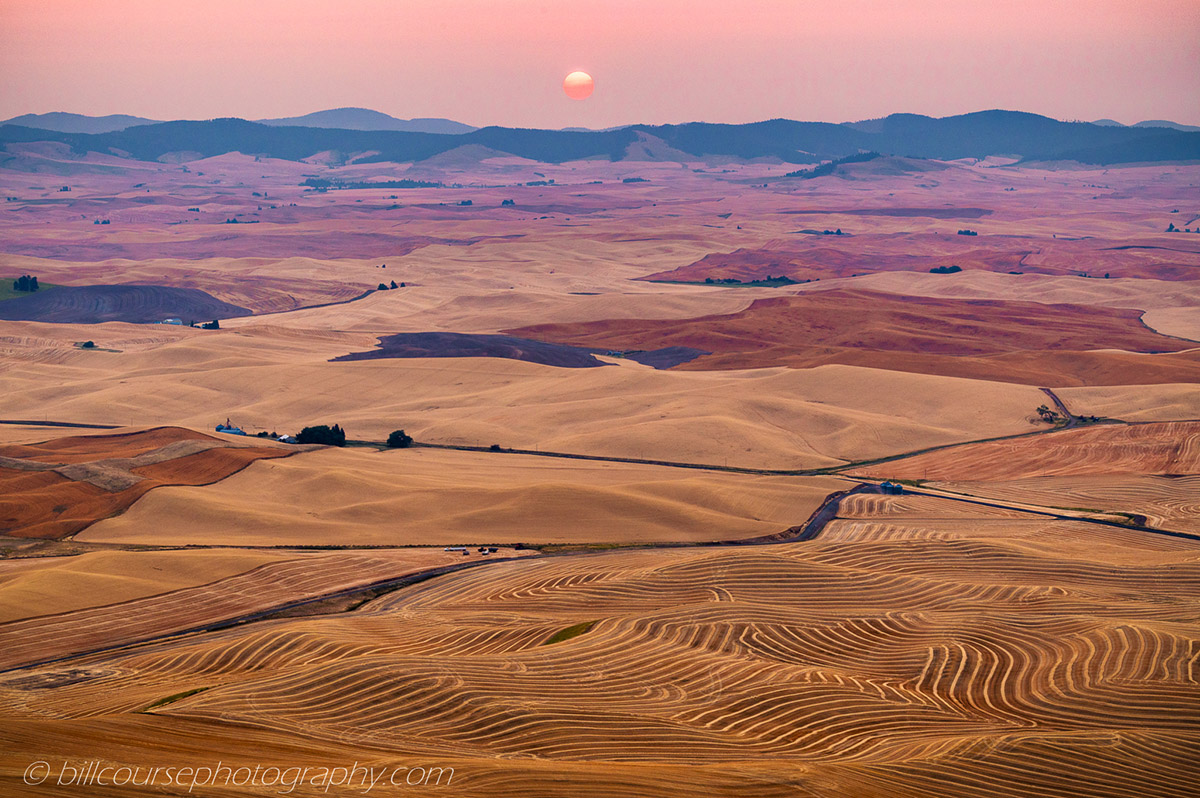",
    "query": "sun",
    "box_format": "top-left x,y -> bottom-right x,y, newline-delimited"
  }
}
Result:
563,71 -> 594,100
